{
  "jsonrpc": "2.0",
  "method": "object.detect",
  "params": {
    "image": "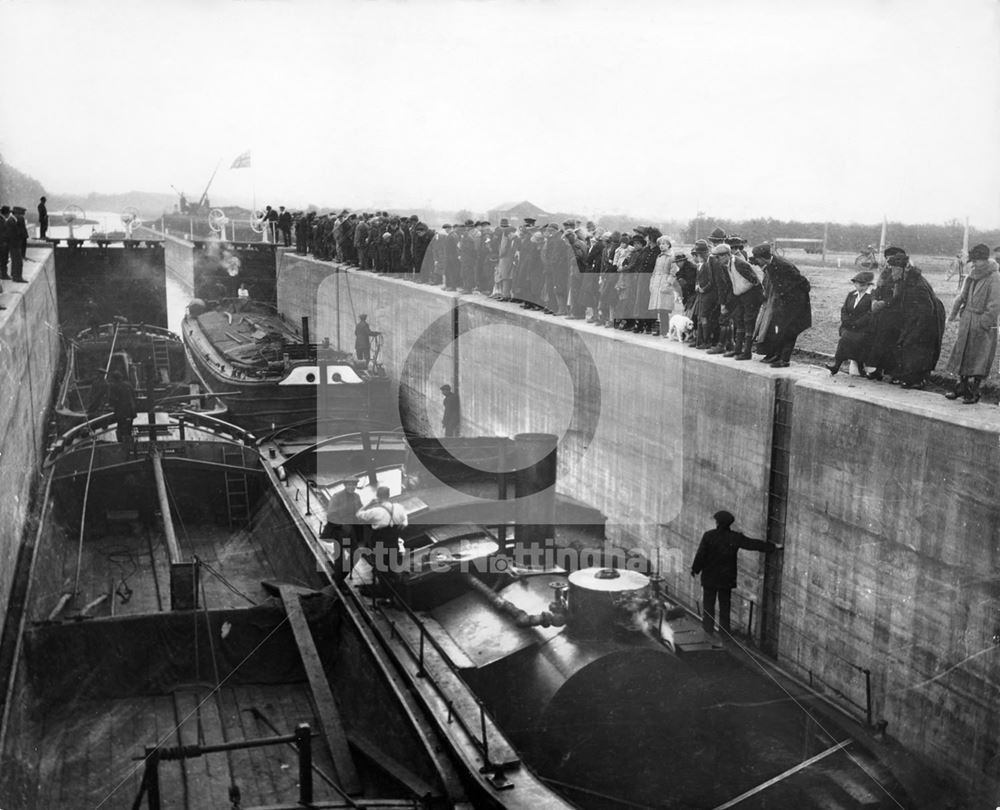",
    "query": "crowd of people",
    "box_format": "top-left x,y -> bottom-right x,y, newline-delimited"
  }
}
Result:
827,243 -> 1000,398
280,210 -> 1000,394
290,214 -> 818,367
0,204 -> 32,310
